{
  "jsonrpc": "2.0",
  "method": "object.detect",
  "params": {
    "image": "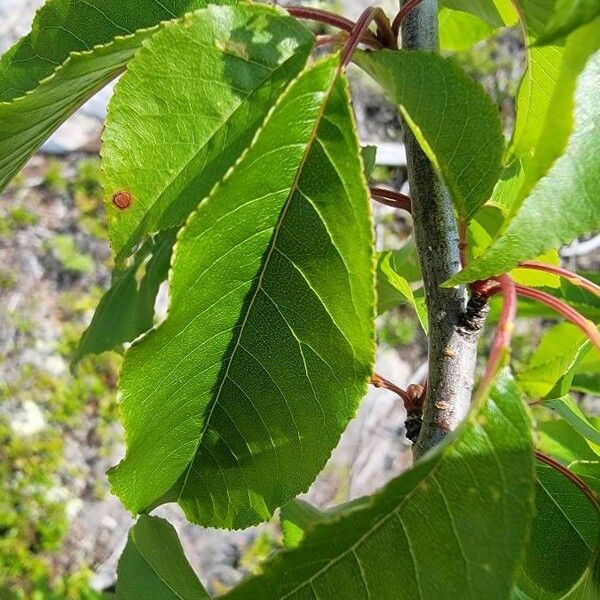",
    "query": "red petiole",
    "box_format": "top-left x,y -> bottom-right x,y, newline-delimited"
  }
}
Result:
286,5 -> 383,50
370,373 -> 415,411
519,260 -> 600,299
370,186 -> 412,213
392,0 -> 426,37
535,450 -> 600,512
476,274 -> 516,398
514,284 -> 600,352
